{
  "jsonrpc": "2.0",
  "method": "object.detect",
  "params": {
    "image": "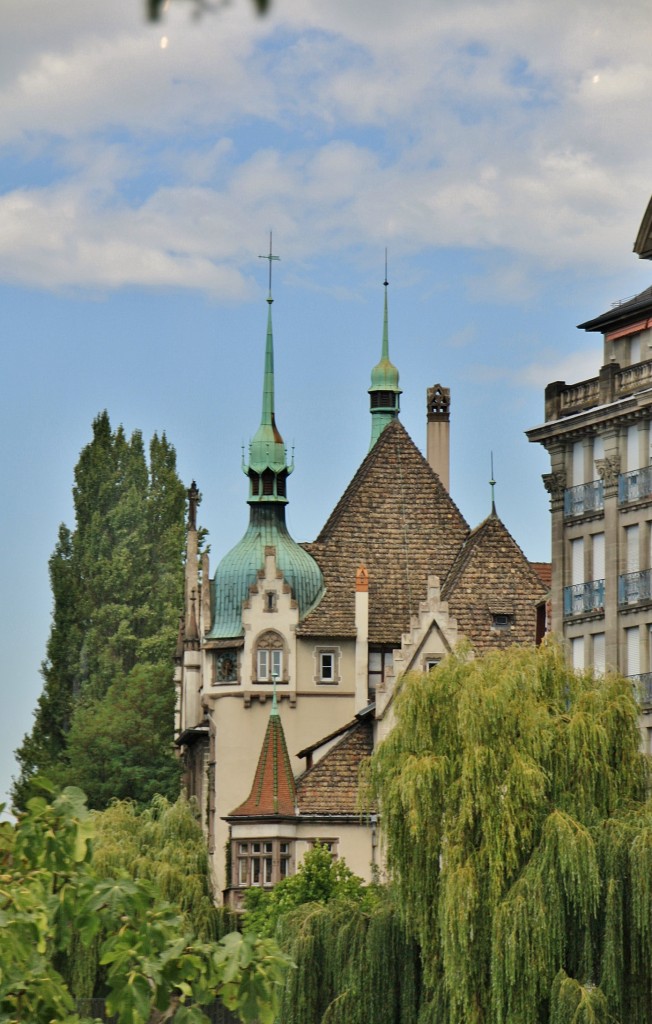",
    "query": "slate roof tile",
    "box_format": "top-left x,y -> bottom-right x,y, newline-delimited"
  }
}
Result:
298,420 -> 469,643
296,720 -> 374,815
